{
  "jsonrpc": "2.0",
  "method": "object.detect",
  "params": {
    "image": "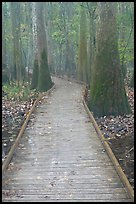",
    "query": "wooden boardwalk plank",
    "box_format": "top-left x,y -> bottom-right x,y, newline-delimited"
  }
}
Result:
2,77 -> 132,202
